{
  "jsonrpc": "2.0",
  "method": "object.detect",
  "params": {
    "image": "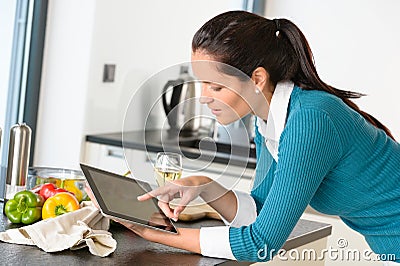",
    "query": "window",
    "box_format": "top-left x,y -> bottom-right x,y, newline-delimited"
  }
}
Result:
0,0 -> 48,198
